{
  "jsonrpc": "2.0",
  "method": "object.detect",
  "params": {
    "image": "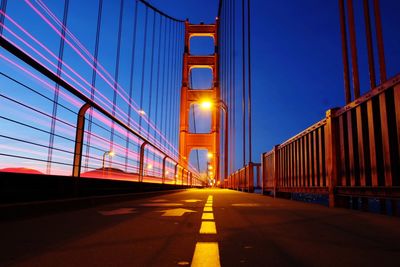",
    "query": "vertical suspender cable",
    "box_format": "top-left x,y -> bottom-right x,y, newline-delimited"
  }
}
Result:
167,22 -> 177,145
47,0 -> 69,174
347,0 -> 360,99
247,0 -> 252,163
162,20 -> 169,146
229,0 -> 234,174
373,0 -> 387,83
363,0 -> 376,89
0,0 -> 8,35
147,11 -> 156,166
86,0 -> 103,170
159,20 -> 168,144
154,16 -> 163,144
232,0 -> 236,172
139,6 -> 149,134
125,0 -> 138,170
241,0 -> 246,167
110,0 -> 125,154
338,0 -> 351,104
173,23 -> 181,150
163,20 -> 171,147
165,21 -> 175,145
146,11 -> 157,136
